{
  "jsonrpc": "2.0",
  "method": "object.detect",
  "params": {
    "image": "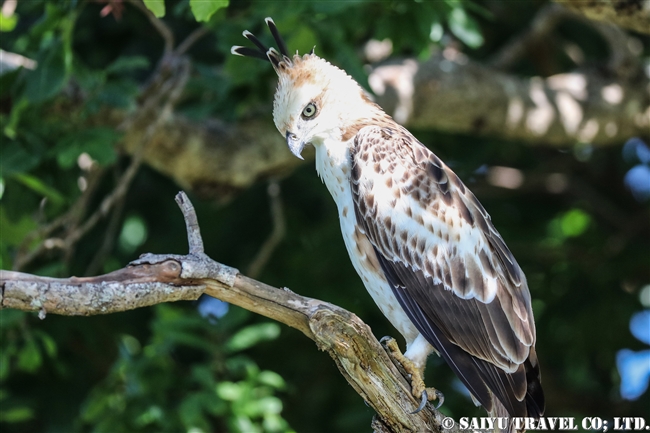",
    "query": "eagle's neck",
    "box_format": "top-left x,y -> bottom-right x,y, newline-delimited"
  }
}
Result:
313,135 -> 353,207
312,111 -> 391,205
312,129 -> 423,347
